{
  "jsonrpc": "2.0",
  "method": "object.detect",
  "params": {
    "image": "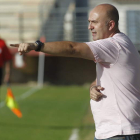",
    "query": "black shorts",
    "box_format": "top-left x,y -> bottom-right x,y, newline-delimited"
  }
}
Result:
0,68 -> 2,86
